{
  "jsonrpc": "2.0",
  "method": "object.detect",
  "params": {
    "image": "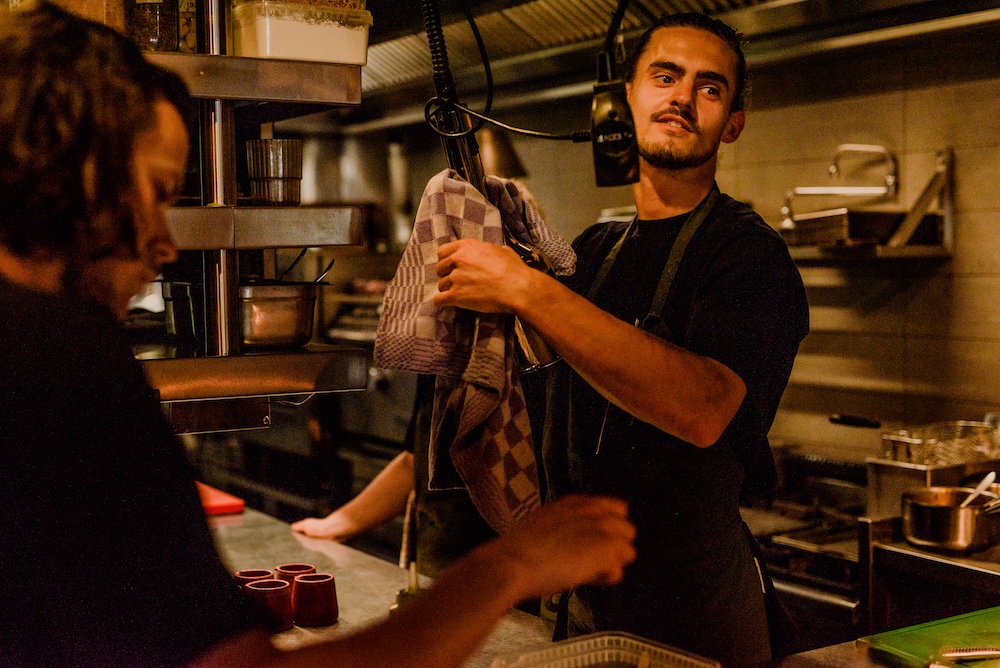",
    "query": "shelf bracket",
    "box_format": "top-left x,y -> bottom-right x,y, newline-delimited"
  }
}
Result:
886,148 -> 954,250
